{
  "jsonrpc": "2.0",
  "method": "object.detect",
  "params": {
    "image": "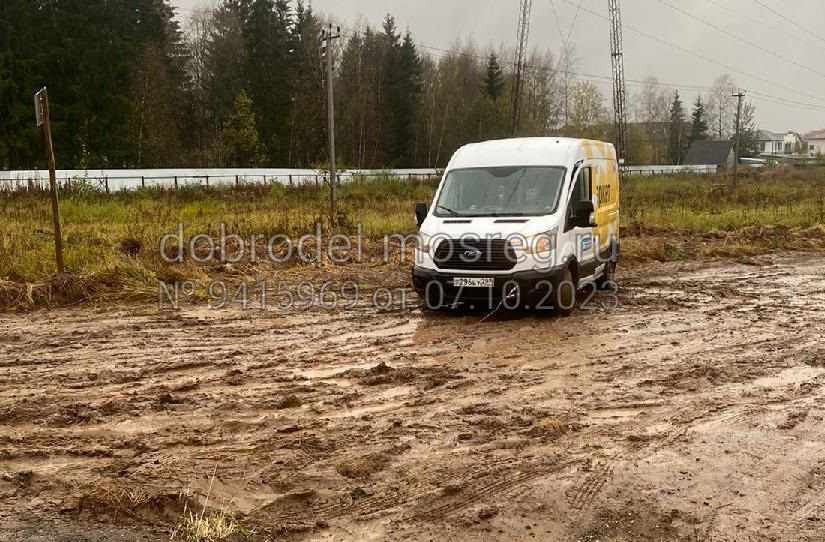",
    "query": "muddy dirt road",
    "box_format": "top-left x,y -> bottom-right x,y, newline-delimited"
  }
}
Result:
1,253 -> 824,541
